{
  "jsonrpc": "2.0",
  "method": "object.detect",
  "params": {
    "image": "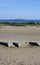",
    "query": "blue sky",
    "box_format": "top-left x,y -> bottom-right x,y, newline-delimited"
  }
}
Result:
0,0 -> 40,19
